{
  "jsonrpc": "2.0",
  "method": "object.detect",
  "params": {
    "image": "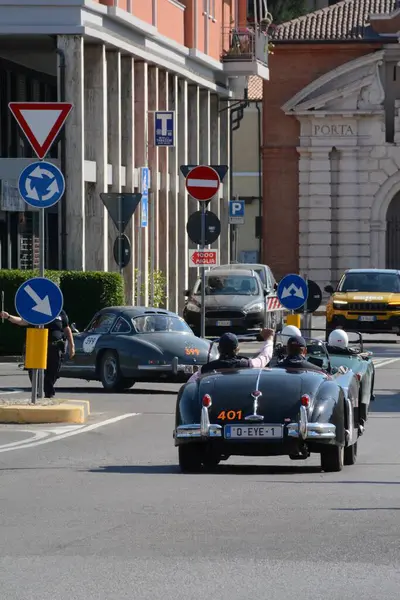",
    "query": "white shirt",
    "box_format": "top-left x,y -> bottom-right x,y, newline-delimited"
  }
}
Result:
187,338 -> 274,384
